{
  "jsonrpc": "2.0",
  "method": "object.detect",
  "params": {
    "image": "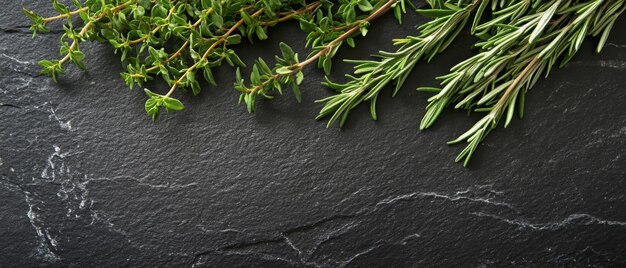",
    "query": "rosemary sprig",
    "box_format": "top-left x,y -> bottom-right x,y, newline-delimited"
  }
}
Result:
315,0 -> 623,165
316,0 -> 479,127
419,0 -> 564,130
433,0 -> 625,166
